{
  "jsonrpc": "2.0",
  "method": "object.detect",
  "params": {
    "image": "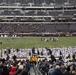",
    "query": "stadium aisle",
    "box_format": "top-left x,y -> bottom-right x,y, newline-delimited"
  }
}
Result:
30,67 -> 35,75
